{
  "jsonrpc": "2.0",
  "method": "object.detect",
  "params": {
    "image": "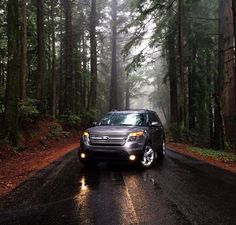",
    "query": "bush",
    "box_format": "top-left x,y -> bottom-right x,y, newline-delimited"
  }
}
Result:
80,110 -> 97,127
169,123 -> 209,146
169,123 -> 188,142
48,123 -> 63,138
47,122 -> 70,139
19,99 -> 39,121
60,114 -> 81,128
13,143 -> 26,152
